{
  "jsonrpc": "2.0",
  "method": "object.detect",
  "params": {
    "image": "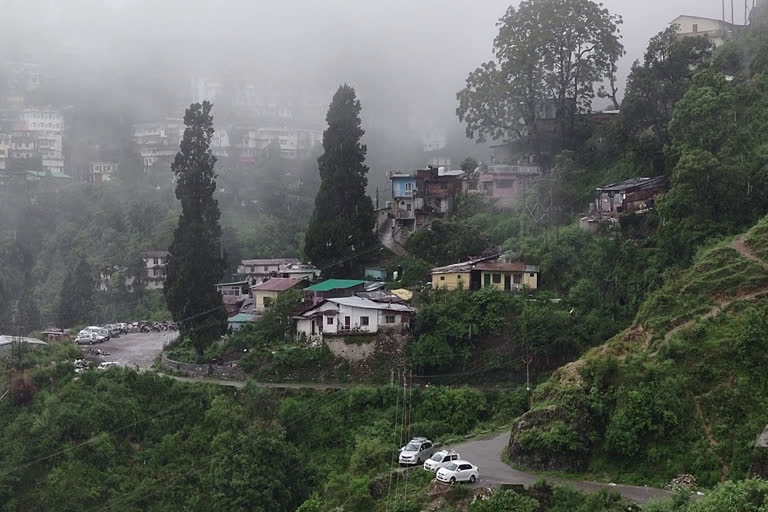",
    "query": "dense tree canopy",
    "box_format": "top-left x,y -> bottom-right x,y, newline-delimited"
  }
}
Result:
304,85 -> 377,276
56,257 -> 95,328
457,0 -> 623,163
165,101 -> 227,355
